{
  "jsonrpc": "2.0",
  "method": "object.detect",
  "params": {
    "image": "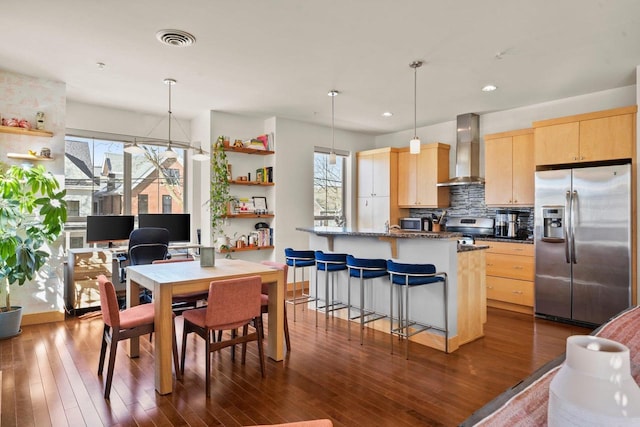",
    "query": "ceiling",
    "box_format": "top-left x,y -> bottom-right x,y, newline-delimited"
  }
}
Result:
1,0 -> 639,135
